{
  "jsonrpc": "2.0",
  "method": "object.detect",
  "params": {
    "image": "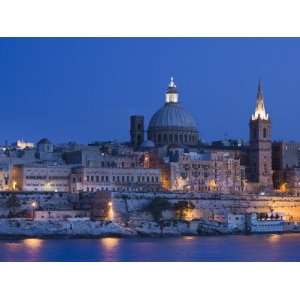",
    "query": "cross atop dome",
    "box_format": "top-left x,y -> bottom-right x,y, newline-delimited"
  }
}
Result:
166,76 -> 179,103
252,80 -> 269,121
169,76 -> 176,88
